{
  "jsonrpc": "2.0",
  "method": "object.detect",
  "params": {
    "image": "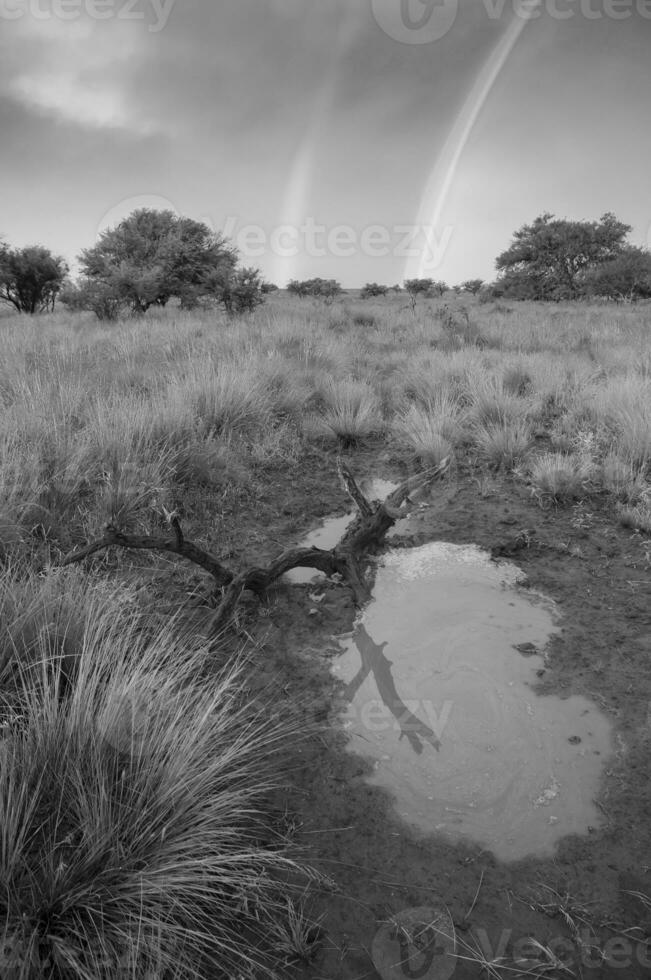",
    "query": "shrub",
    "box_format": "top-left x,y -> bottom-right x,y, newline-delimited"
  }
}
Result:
60,278 -> 125,321
460,278 -> 484,295
582,246 -> 651,301
352,312 -> 377,327
360,283 -> 388,299
287,278 -> 341,300
221,266 -> 266,315
0,244 -> 68,314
